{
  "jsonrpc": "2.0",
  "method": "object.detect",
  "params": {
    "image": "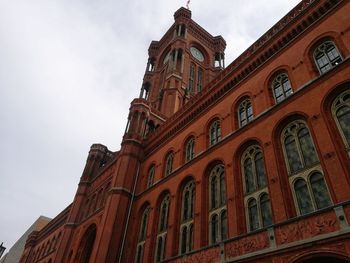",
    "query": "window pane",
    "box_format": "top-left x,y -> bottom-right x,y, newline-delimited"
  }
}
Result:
211,176 -> 218,209
255,153 -> 267,188
210,122 -> 218,145
247,104 -> 253,121
294,179 -> 314,215
310,173 -> 332,209
159,203 -> 167,231
136,245 -> 143,263
337,106 -> 350,144
260,194 -> 273,227
298,128 -> 318,167
285,136 -> 303,173
190,187 -> 195,219
183,191 -> 189,221
248,199 -> 259,231
220,172 -> 226,205
140,211 -> 148,241
244,158 -> 255,193
221,210 -> 228,241
211,214 -> 218,244
181,227 -> 187,254
189,224 -> 194,252
156,237 -> 163,262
